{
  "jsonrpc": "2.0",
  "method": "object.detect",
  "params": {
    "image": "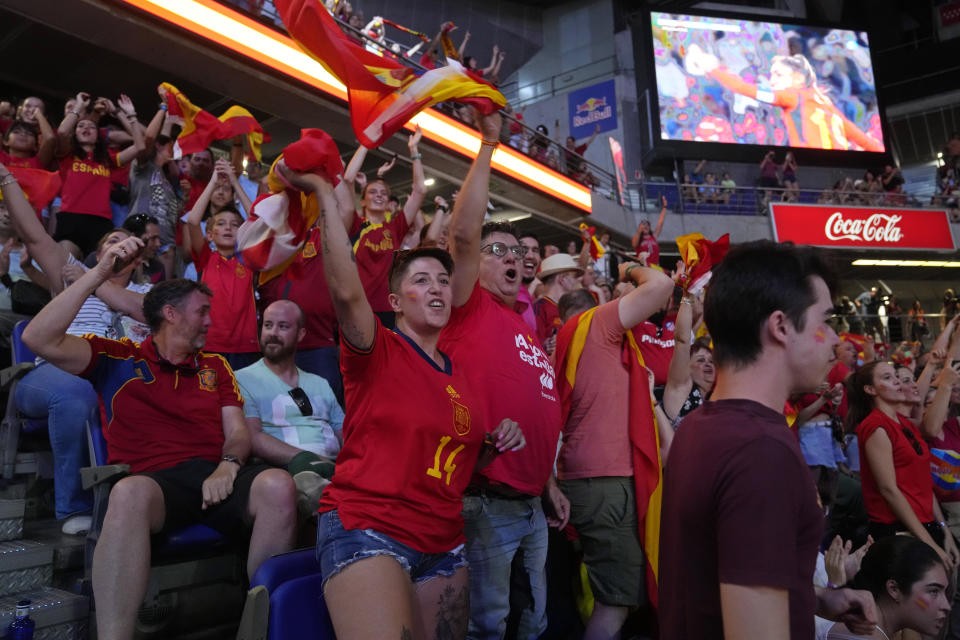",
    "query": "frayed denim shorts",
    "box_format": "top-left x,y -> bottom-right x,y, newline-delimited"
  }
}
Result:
317,509 -> 467,588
